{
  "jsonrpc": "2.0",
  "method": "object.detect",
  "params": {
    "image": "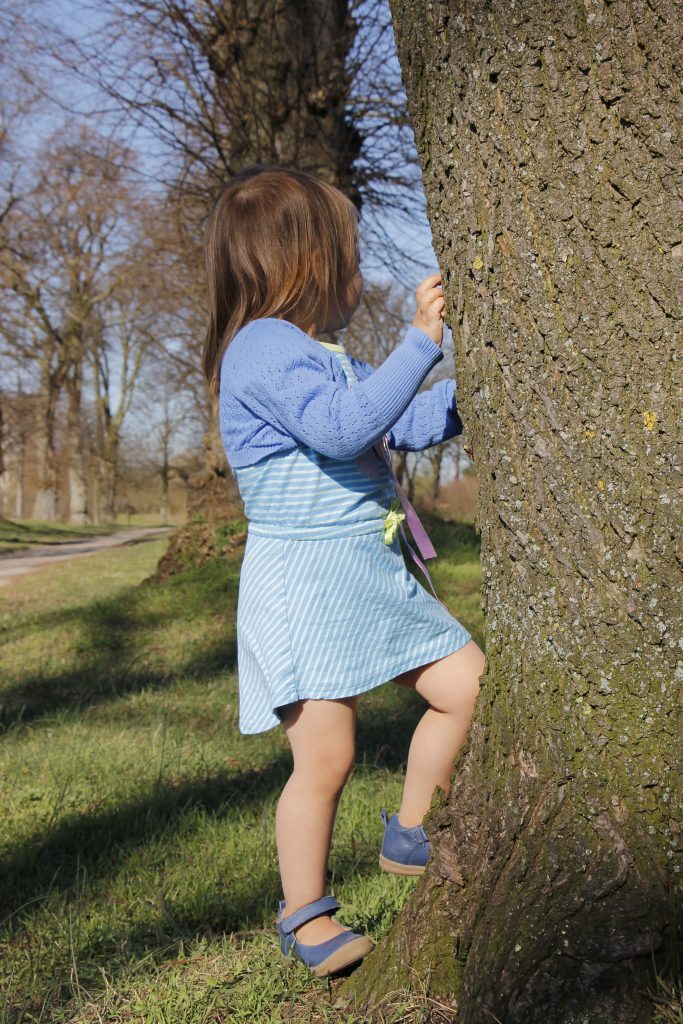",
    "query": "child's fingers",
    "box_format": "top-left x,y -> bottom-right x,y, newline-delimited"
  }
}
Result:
414,275 -> 445,338
418,283 -> 444,303
416,274 -> 442,300
422,285 -> 444,304
419,290 -> 445,314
